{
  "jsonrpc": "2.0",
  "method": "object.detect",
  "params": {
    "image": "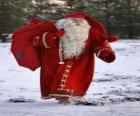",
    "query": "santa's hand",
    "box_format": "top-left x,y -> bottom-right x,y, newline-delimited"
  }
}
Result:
97,49 -> 116,63
32,34 -> 43,47
32,33 -> 57,48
